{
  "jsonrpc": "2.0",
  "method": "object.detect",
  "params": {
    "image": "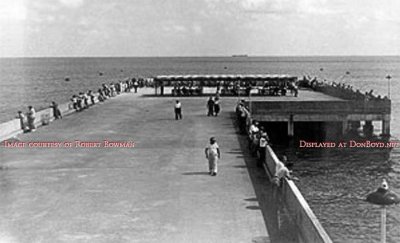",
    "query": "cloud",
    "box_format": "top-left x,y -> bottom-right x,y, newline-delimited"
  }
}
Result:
0,0 -> 27,21
58,0 -> 84,8
1,0 -> 400,57
239,0 -> 341,16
